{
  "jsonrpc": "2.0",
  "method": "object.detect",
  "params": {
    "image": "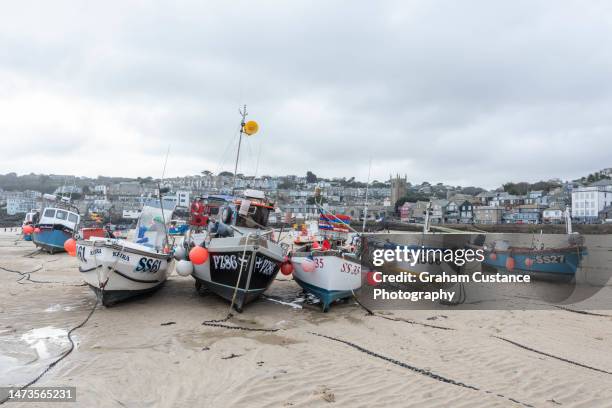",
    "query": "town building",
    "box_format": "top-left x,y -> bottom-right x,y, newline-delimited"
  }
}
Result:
571,184 -> 612,222
473,206 -> 503,224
